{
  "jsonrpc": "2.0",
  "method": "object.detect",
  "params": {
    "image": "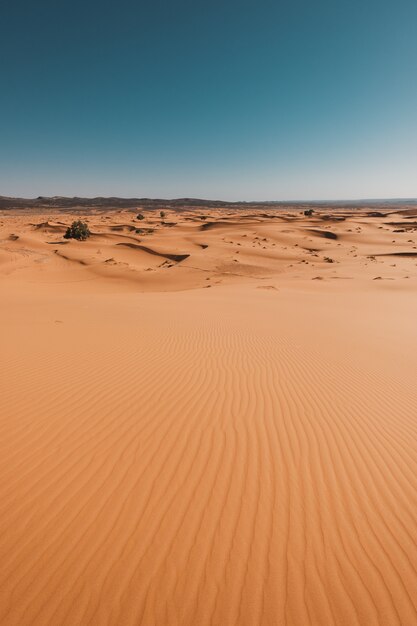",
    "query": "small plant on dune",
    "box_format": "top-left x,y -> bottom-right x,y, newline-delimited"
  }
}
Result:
160,210 -> 166,219
136,213 -> 144,220
64,220 -> 91,241
304,209 -> 314,216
